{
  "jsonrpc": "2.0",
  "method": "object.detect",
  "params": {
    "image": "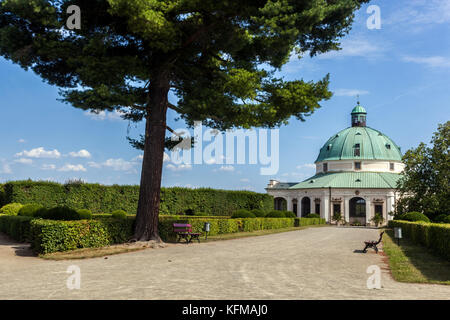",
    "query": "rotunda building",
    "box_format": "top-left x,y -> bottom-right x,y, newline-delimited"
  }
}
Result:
266,104 -> 404,226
